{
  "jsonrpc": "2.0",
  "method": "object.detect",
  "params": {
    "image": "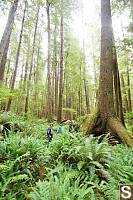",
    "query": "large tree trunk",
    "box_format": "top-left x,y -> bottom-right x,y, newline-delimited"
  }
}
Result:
0,0 -> 19,81
80,0 -> 133,147
57,16 -> 64,123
